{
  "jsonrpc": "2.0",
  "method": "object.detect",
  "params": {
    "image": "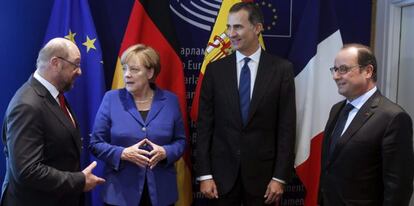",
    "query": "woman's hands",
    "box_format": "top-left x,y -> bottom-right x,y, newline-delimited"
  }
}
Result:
121,138 -> 166,169
121,139 -> 150,167
146,139 -> 166,169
